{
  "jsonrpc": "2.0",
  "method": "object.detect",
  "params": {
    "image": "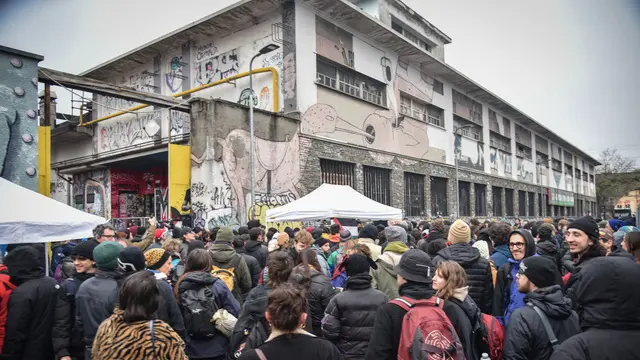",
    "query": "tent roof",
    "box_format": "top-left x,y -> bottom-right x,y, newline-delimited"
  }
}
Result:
0,178 -> 107,244
266,184 -> 403,221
